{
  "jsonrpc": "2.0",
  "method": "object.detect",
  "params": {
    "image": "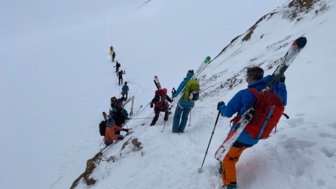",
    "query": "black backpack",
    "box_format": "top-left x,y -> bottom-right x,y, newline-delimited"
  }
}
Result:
99,121 -> 106,136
